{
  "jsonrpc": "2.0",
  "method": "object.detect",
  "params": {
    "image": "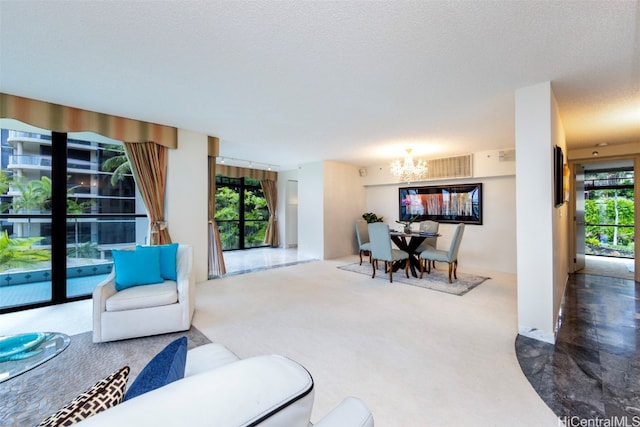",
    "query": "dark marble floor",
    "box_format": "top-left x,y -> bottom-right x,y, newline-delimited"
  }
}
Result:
516,273 -> 640,420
